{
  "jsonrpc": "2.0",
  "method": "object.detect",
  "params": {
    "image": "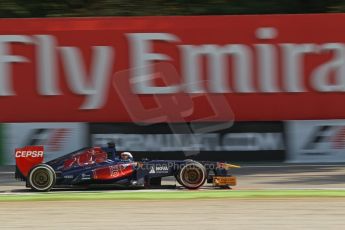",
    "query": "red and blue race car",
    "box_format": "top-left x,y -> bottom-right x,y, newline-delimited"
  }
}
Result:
15,144 -> 240,192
